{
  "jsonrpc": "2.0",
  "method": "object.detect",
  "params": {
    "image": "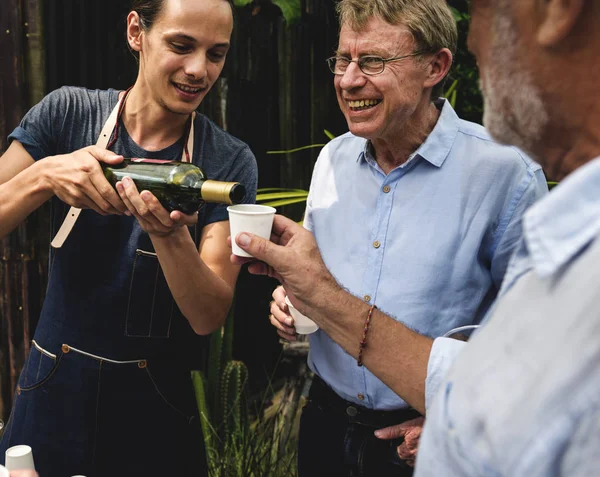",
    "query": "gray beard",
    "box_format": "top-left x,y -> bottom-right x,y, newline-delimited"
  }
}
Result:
480,12 -> 549,159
